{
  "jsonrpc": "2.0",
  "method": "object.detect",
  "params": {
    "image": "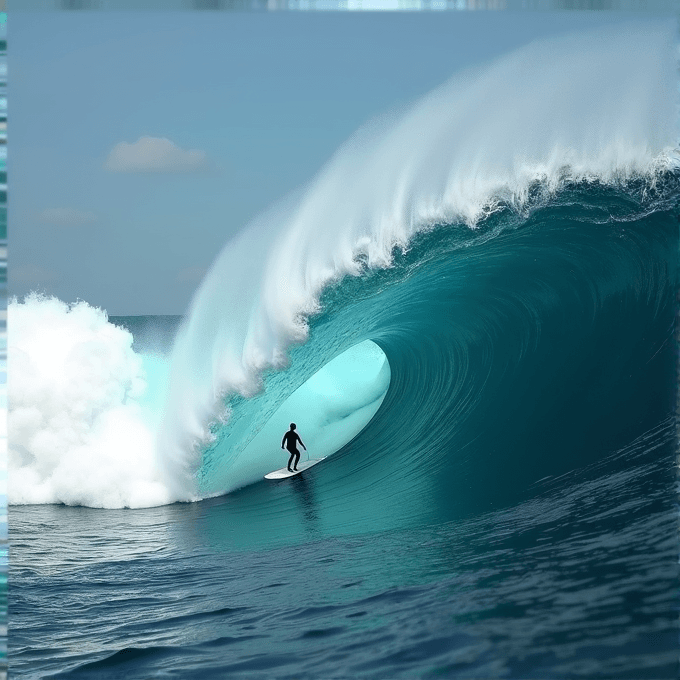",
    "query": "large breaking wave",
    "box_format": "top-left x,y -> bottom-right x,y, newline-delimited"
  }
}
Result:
9,20 -> 679,511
